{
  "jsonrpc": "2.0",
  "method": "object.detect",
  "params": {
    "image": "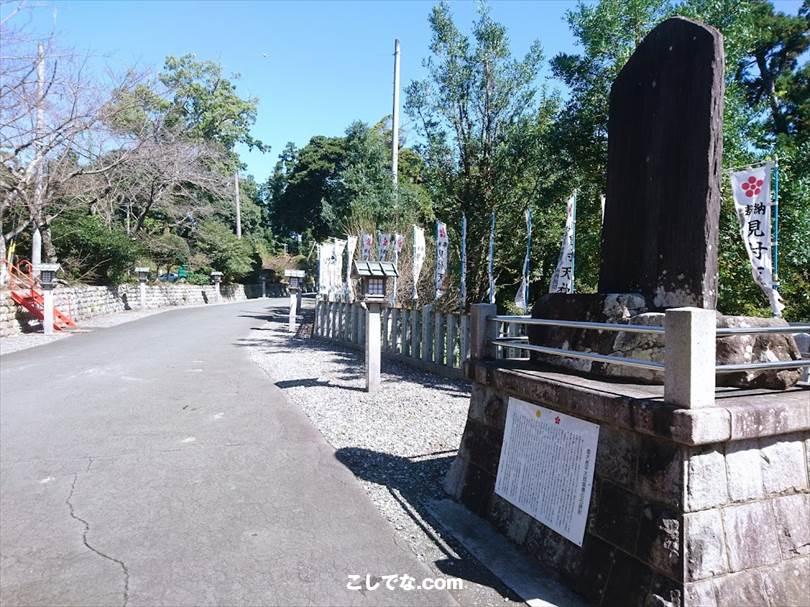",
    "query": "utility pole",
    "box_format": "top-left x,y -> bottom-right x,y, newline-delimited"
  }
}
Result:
234,172 -> 242,239
32,42 -> 45,266
391,39 -> 401,186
